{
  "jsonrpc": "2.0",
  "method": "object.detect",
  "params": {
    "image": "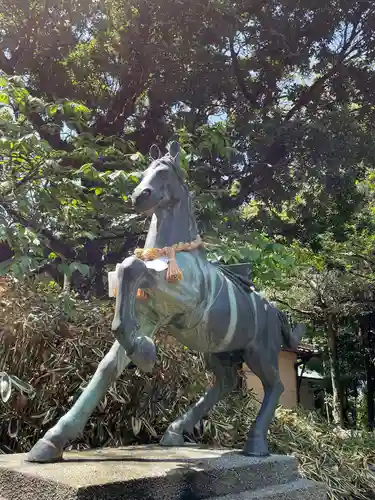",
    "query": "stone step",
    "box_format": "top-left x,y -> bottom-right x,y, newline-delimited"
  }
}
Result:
215,479 -> 327,500
0,445 -> 318,500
